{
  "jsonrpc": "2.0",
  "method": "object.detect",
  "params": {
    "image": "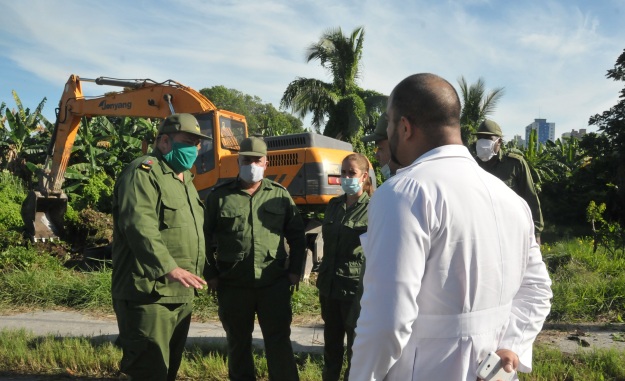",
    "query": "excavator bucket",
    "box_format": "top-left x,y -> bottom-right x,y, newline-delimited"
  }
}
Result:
21,190 -> 68,242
